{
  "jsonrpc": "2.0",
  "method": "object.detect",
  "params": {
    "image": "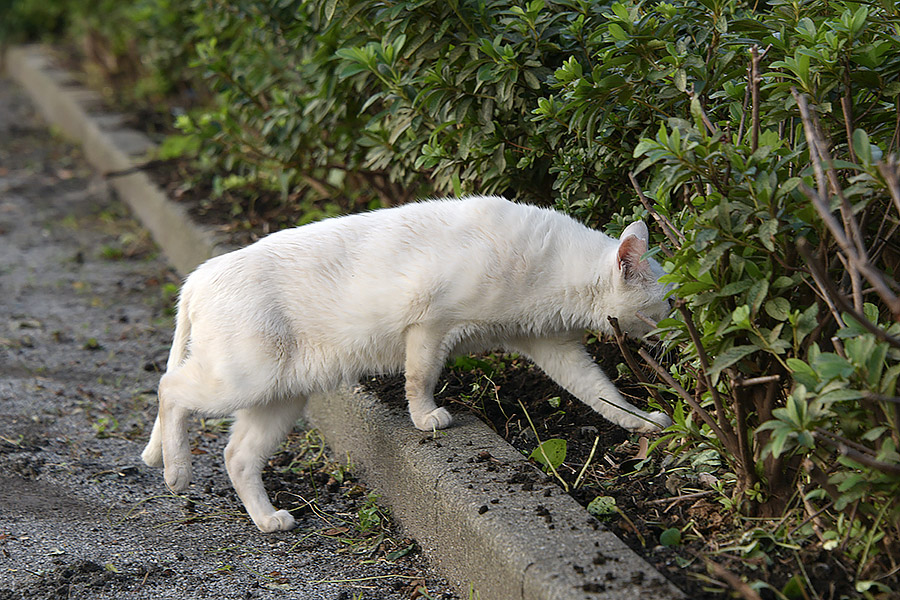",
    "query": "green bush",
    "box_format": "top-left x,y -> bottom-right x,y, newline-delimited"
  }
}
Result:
0,0 -> 72,43
576,0 -> 900,585
174,0 -> 596,212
